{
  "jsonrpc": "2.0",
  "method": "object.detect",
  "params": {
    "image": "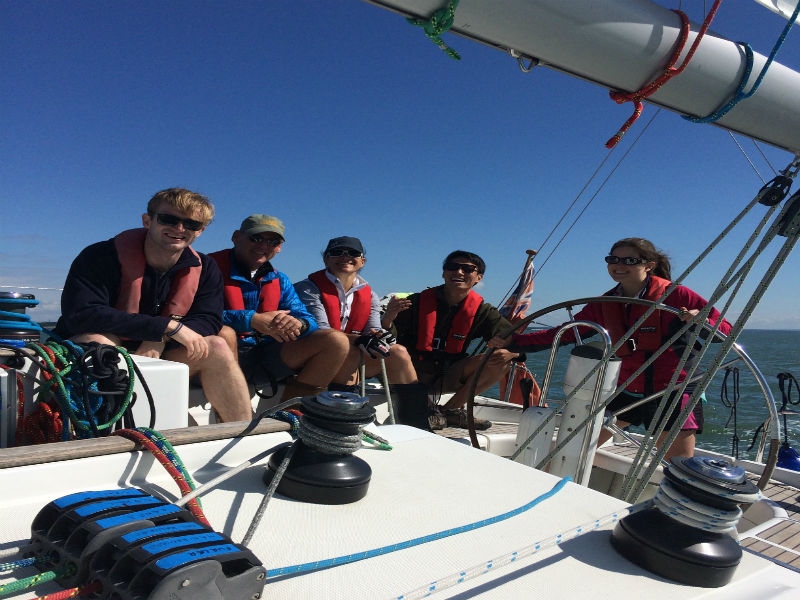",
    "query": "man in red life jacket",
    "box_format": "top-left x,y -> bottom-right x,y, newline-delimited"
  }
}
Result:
209,215 -> 350,402
294,236 -> 425,401
383,250 -> 518,430
55,188 -> 253,423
